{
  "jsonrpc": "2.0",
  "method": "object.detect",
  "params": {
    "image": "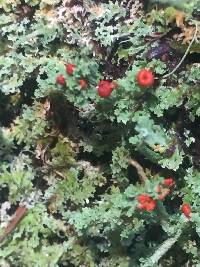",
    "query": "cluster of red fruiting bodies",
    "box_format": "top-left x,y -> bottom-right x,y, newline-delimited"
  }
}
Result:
57,67 -> 191,218
56,63 -> 118,97
56,63 -> 77,86
56,64 -> 155,97
137,178 -> 192,219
